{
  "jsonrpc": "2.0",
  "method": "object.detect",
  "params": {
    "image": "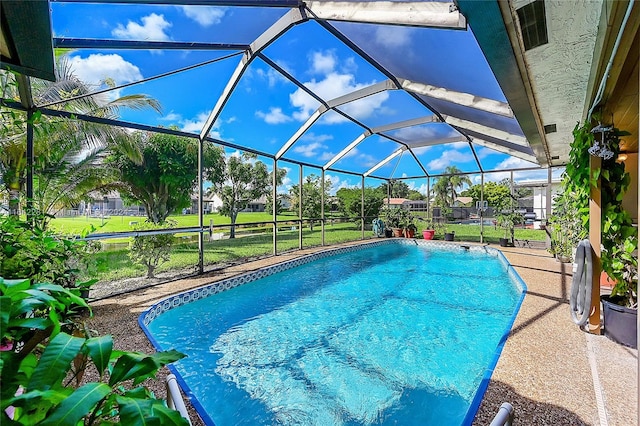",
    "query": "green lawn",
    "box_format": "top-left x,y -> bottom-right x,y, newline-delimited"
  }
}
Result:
87,220 -> 368,282
441,223 -> 546,244
49,212 -> 300,235
51,213 -> 547,285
